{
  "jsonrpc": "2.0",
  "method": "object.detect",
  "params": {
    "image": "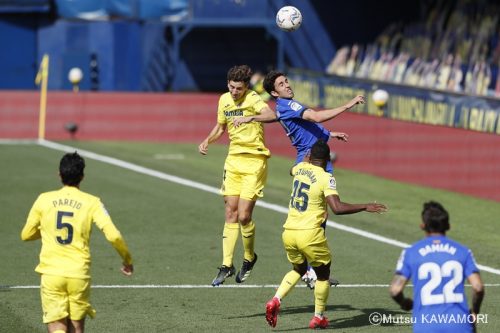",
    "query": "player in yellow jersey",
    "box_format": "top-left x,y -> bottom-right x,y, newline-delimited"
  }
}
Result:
21,152 -> 133,333
199,65 -> 274,286
265,140 -> 387,329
